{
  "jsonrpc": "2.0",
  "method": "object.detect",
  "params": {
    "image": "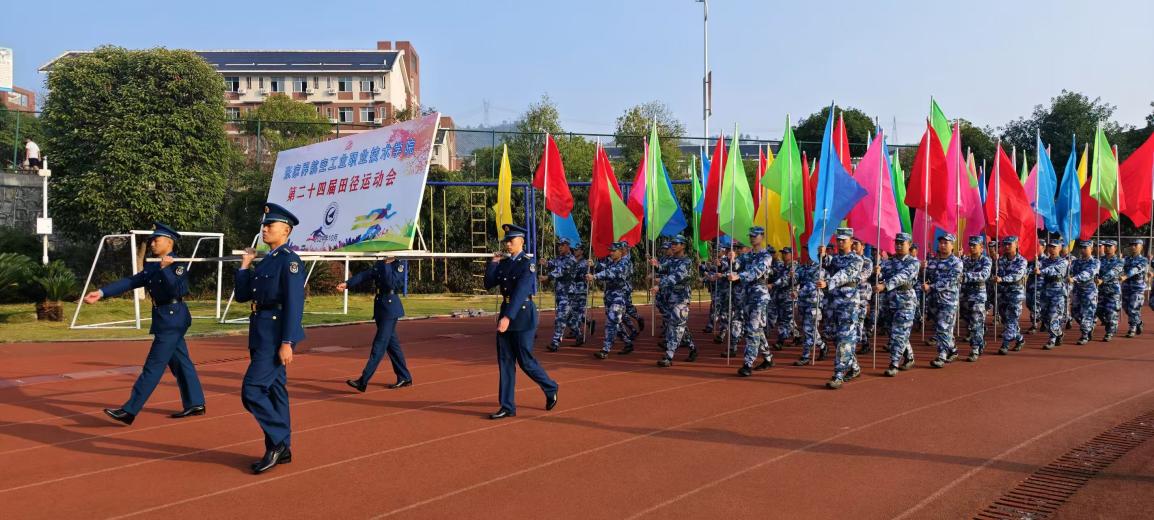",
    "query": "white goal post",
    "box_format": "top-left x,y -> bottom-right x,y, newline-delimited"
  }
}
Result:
70,230 -> 226,330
